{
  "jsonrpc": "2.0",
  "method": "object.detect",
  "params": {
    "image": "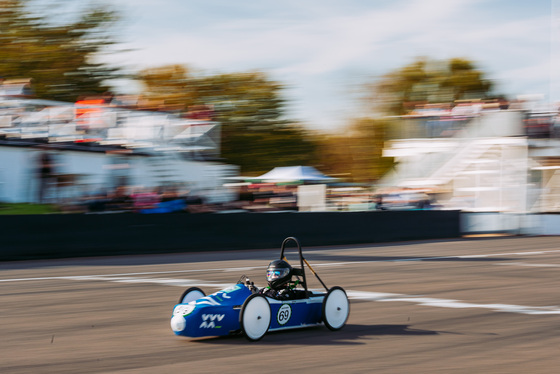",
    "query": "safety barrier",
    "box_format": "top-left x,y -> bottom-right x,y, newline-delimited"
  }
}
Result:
0,210 -> 461,261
